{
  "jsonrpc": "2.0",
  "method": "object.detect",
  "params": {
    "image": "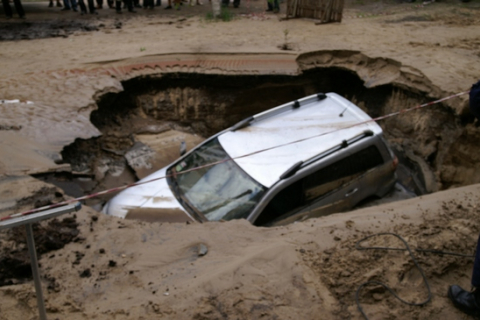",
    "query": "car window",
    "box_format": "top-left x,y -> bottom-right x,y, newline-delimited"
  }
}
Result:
168,138 -> 267,222
254,145 -> 384,226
